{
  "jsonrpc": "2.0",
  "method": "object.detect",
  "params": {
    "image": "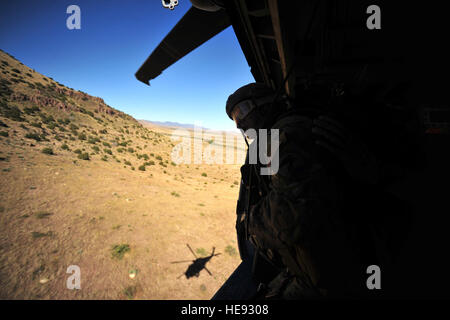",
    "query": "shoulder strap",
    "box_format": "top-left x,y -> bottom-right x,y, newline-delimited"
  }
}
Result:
271,114 -> 311,130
